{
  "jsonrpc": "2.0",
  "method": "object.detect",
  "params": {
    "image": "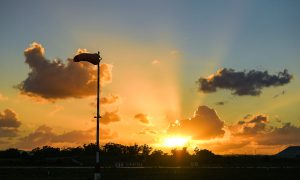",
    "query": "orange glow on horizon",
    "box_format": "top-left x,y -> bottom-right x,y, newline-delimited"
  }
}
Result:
162,136 -> 191,148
